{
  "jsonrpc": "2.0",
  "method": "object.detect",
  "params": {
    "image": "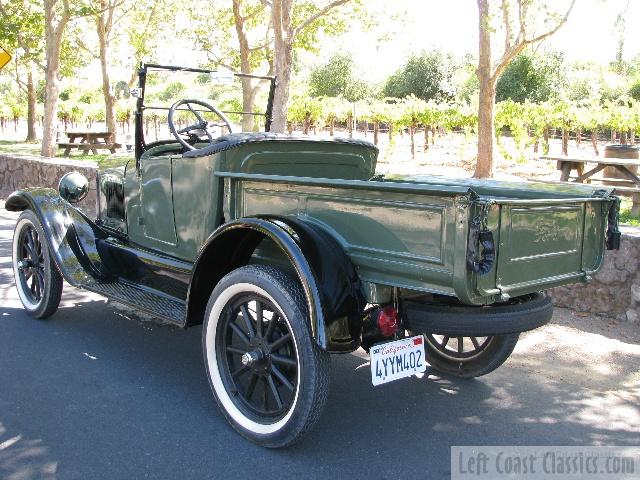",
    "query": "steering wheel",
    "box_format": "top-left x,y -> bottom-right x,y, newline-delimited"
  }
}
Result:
168,99 -> 233,151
